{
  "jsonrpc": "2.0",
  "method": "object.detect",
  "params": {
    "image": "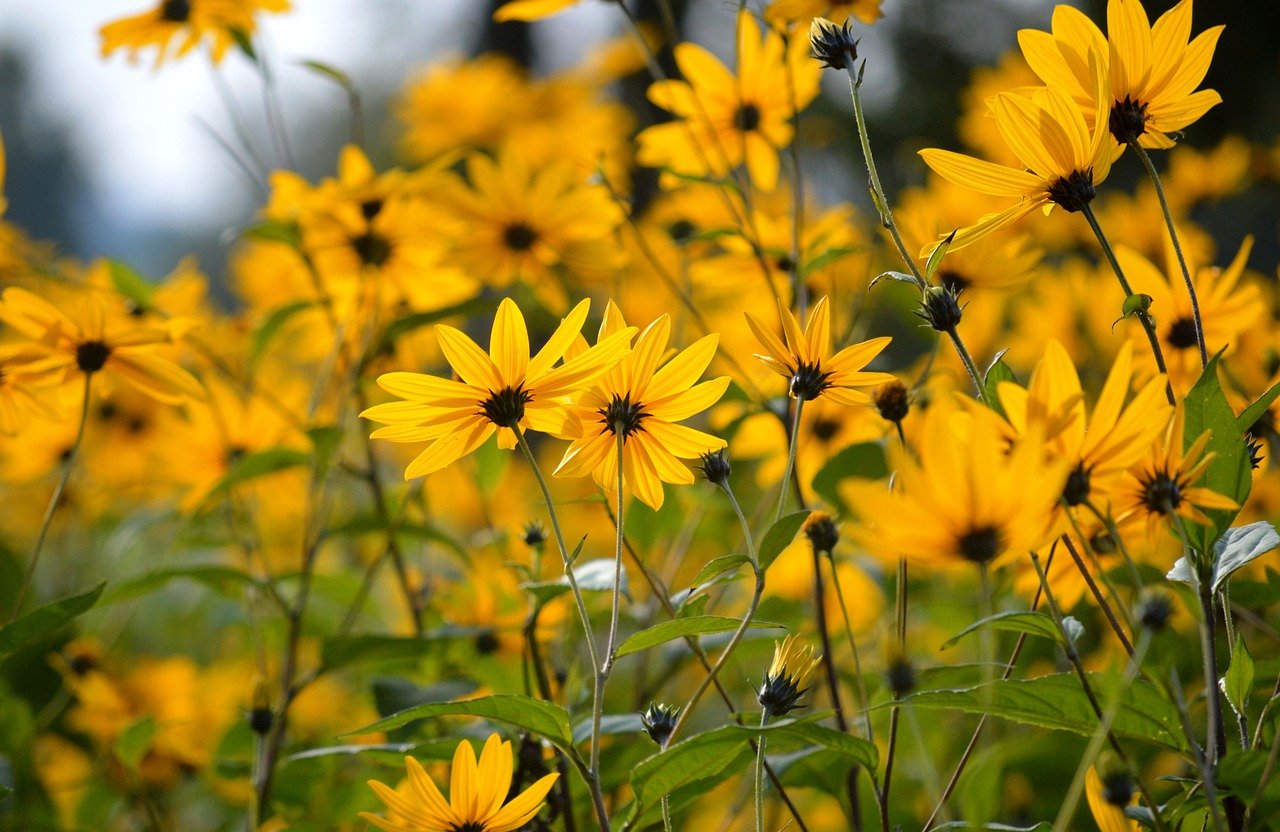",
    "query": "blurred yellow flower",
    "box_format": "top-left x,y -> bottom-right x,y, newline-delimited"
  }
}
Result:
1086,765 -> 1139,832
362,734 -> 558,832
493,0 -> 581,23
99,0 -> 291,69
766,0 -> 883,27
